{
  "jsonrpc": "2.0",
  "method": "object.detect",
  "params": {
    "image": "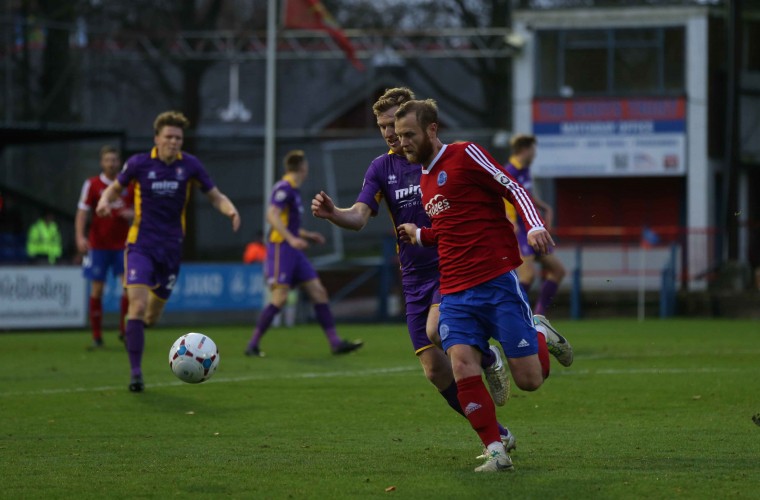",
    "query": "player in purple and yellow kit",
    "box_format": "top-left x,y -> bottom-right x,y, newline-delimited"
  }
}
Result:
96,111 -> 241,392
245,150 -> 363,357
504,134 -> 566,316
311,88 -> 514,452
